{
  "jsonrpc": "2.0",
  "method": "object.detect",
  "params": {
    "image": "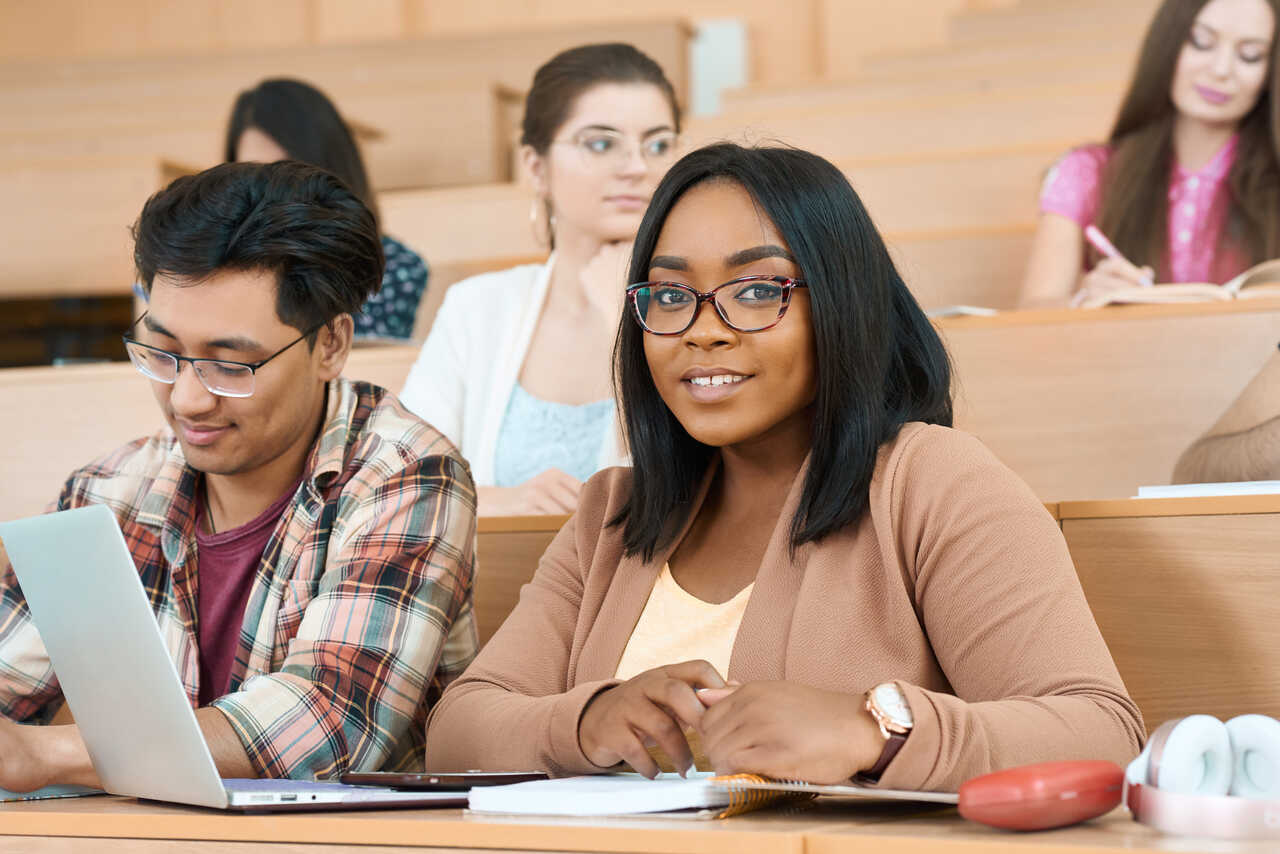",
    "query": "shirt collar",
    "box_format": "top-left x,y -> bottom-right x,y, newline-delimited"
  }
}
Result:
1174,133 -> 1238,184
306,378 -> 356,490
